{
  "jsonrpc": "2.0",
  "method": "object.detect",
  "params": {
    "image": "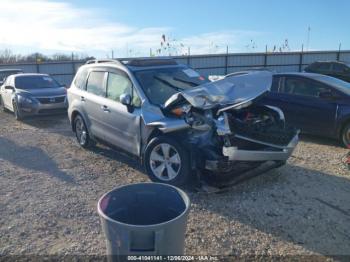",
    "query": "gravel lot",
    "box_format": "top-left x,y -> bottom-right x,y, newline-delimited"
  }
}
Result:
0,110 -> 349,259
